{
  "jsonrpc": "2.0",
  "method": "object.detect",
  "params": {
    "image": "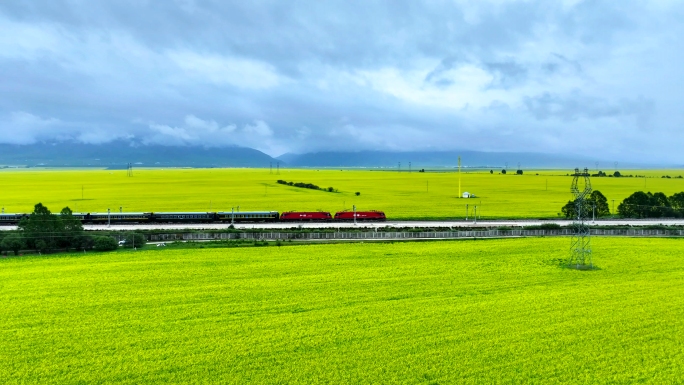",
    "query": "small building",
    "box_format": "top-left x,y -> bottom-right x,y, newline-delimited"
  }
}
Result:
462,192 -> 471,198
